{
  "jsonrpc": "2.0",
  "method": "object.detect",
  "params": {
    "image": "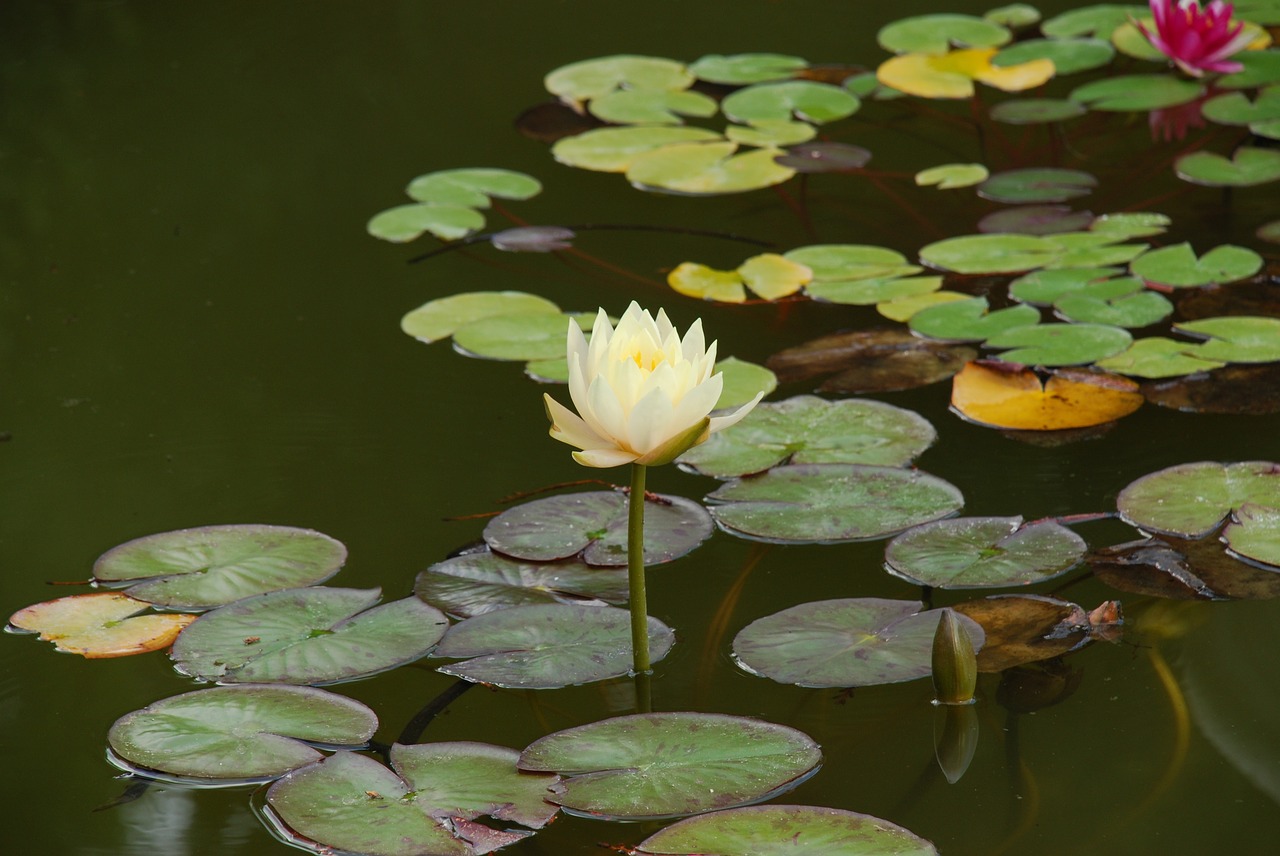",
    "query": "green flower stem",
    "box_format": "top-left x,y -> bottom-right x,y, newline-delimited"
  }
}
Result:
628,463 -> 651,679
